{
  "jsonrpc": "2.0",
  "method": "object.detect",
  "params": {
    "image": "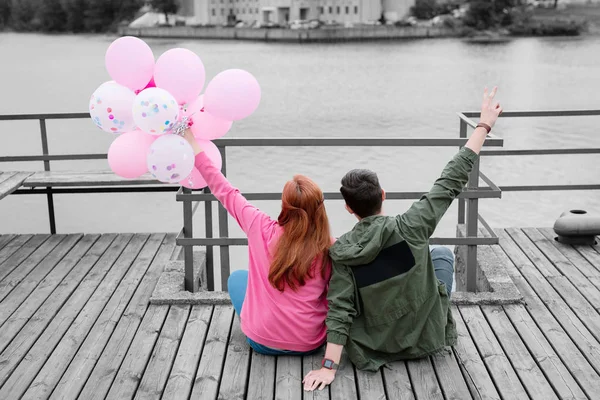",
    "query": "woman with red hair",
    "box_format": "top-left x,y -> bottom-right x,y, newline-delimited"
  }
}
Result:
184,130 -> 333,355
